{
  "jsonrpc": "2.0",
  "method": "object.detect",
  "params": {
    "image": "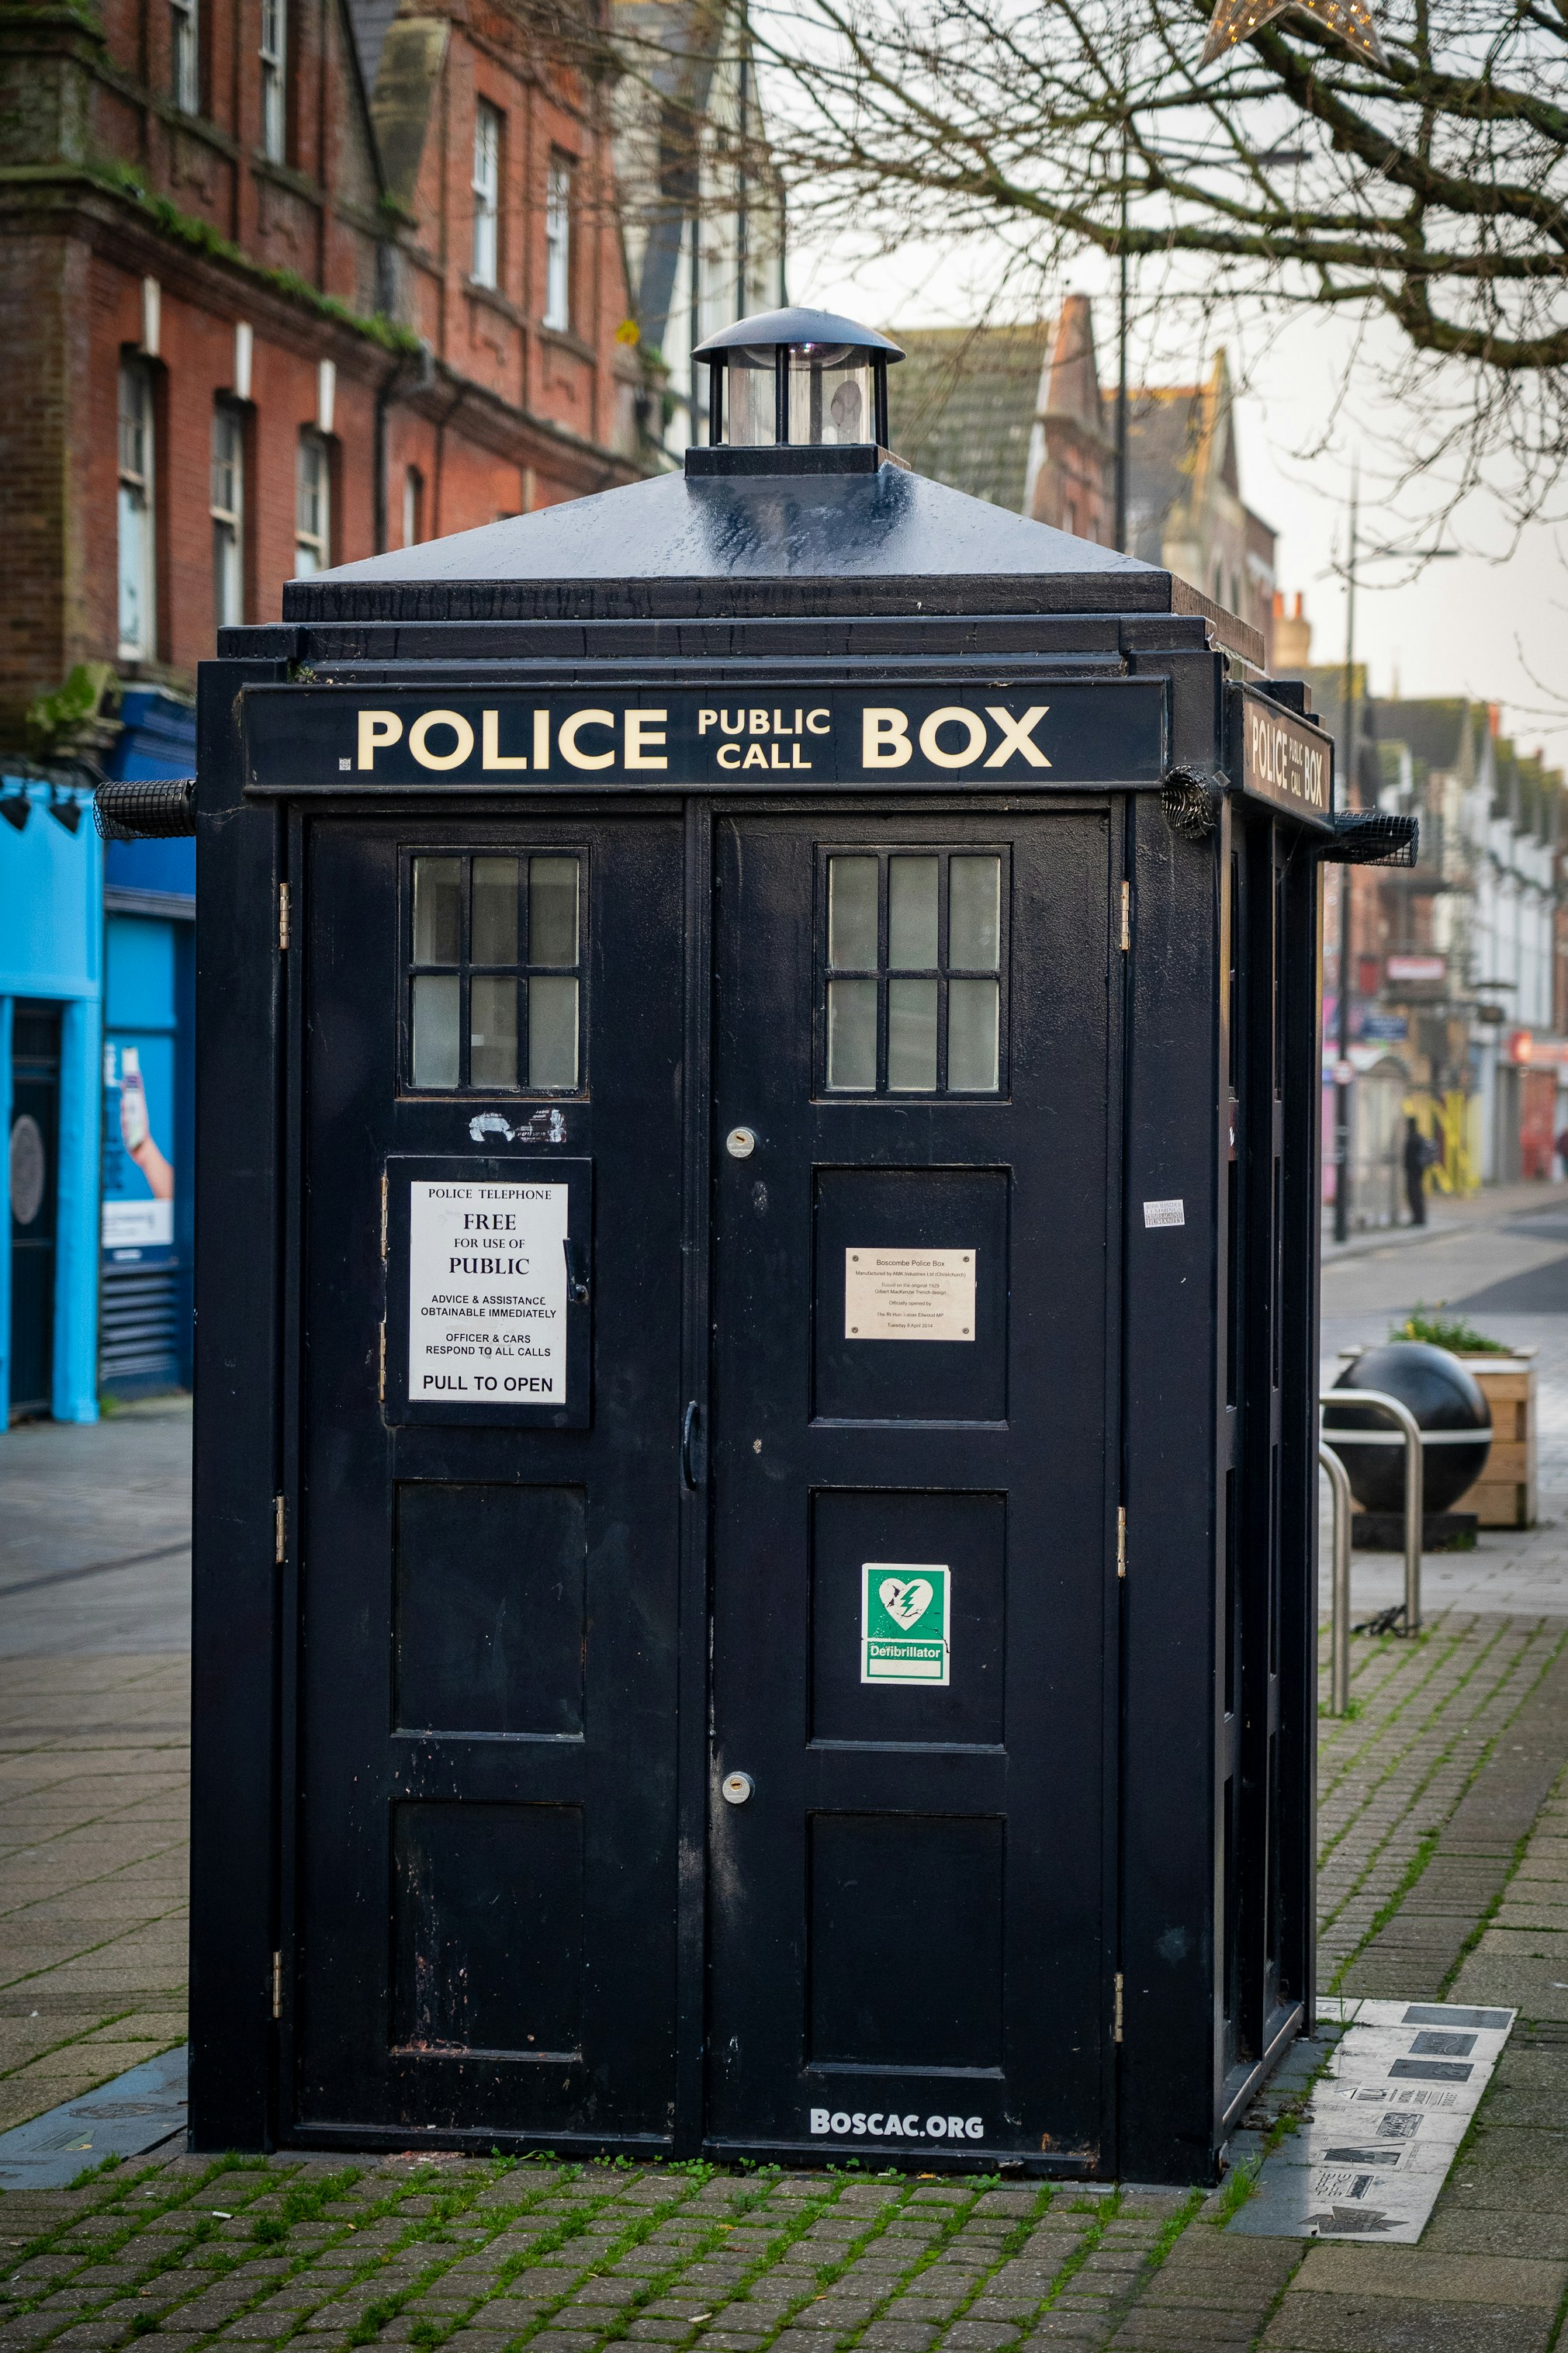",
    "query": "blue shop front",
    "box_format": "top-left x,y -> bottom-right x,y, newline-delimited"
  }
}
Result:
1,772 -> 102,1426
99,691 -> 196,1398
2,688 -> 195,1429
